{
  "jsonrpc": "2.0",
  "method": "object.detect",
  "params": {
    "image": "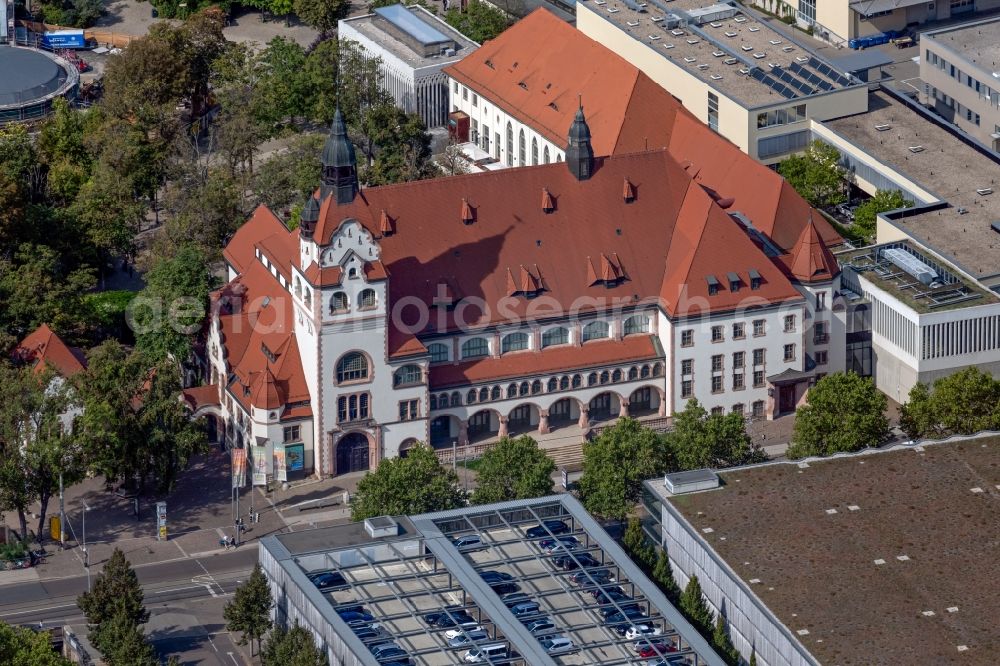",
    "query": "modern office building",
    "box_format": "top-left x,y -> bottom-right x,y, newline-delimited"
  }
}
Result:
575,0 -> 869,164
339,4 -> 478,129
259,494 -> 725,666
643,434 -> 1000,666
920,16 -> 1000,152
